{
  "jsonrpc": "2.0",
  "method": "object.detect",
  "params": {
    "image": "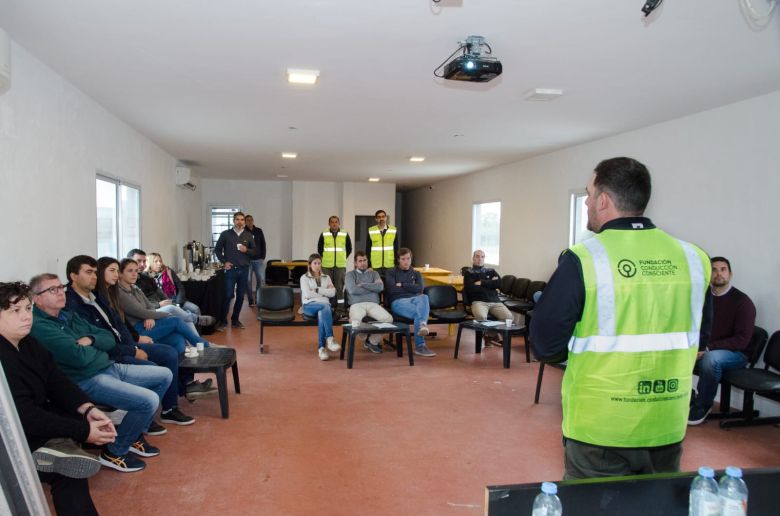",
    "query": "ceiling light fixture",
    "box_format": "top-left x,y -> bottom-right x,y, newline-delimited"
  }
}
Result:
523,88 -> 564,101
287,68 -> 320,85
368,177 -> 380,182
409,157 -> 425,162
277,174 -> 289,178
281,152 -> 297,159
